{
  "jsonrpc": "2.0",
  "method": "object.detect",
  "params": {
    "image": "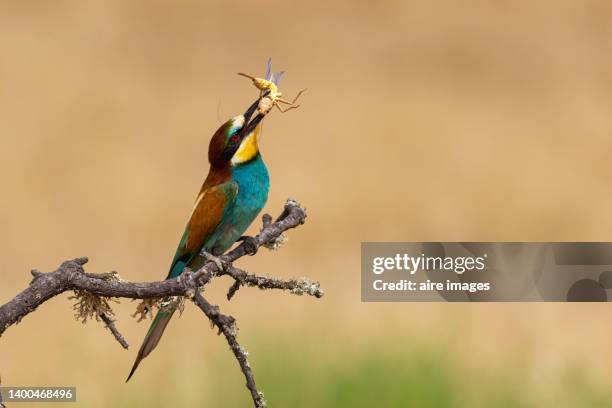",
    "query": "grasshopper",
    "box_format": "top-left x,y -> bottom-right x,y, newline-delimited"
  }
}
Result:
238,58 -> 306,115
